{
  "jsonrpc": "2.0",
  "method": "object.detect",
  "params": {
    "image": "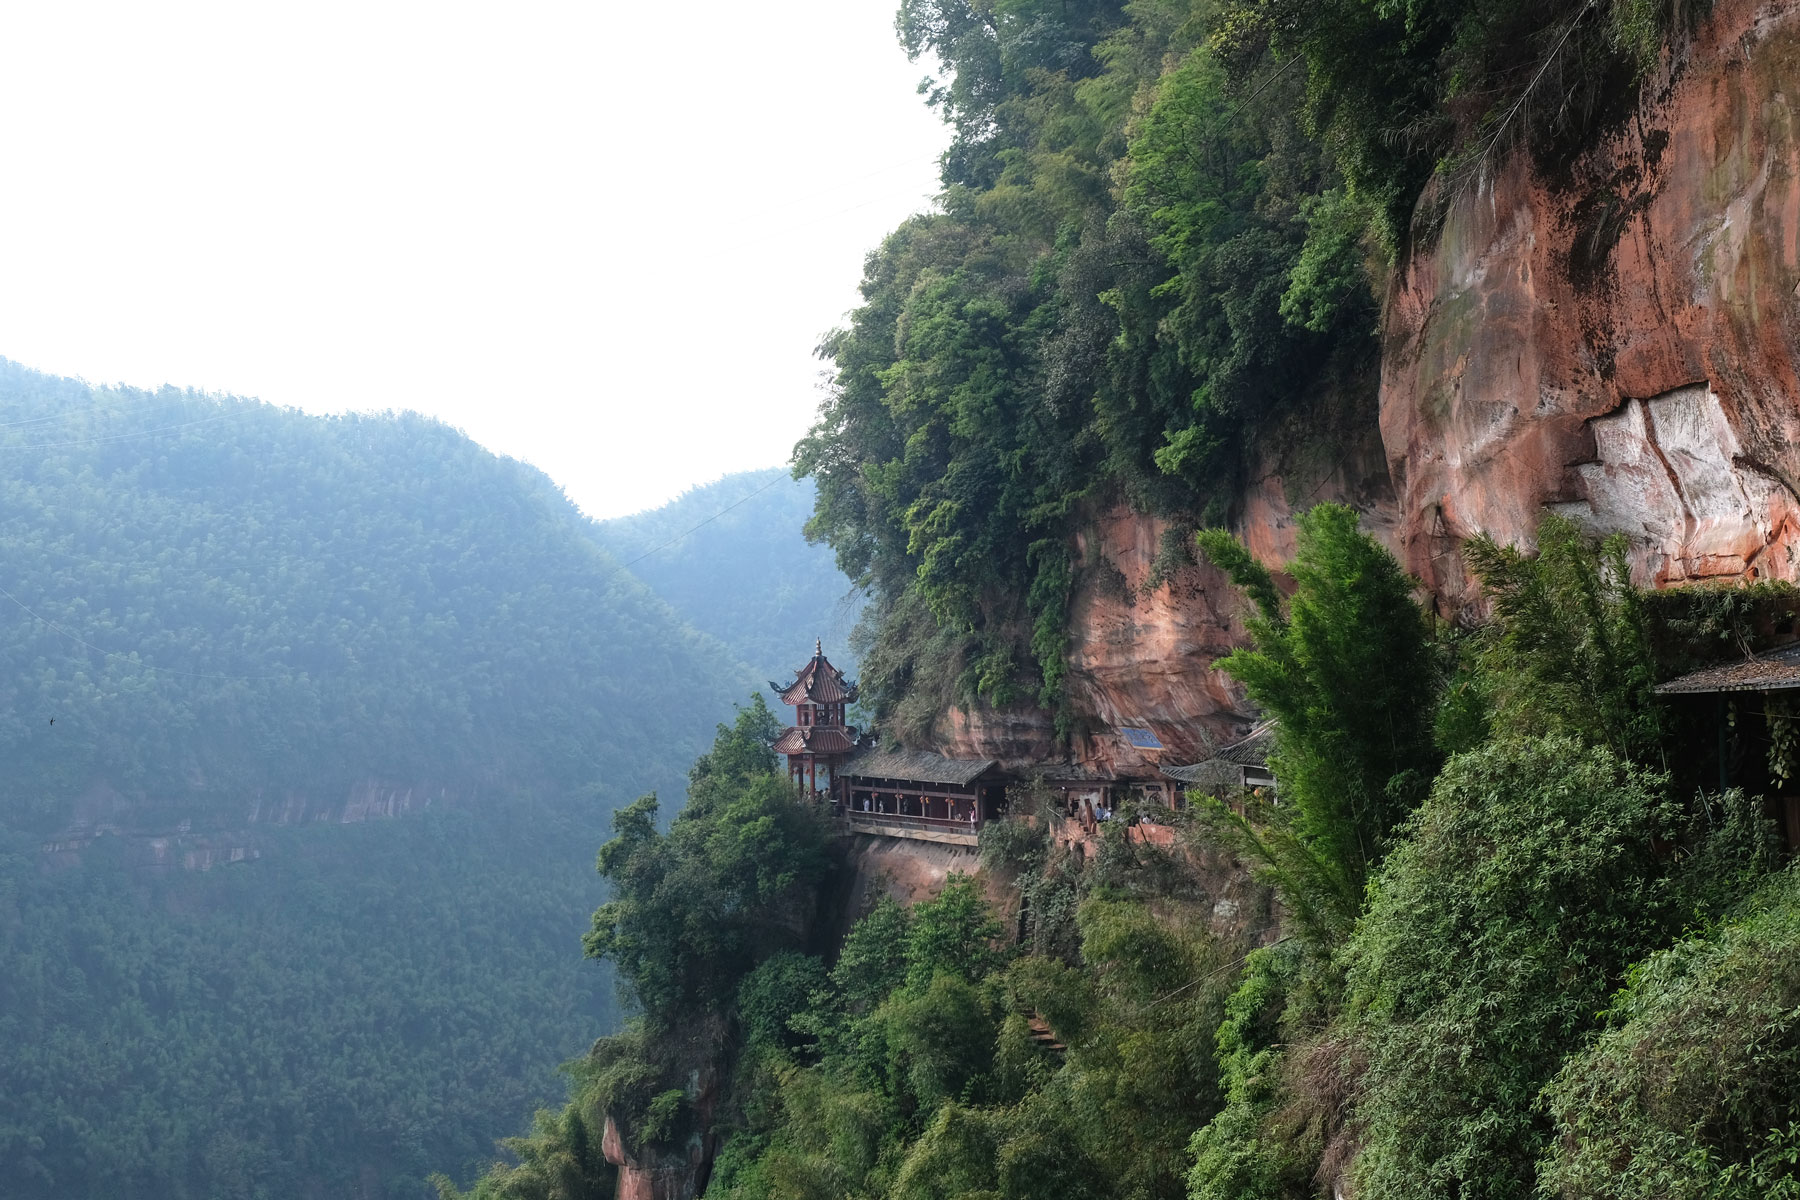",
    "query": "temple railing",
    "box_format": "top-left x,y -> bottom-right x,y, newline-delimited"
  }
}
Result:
843,810 -> 982,846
